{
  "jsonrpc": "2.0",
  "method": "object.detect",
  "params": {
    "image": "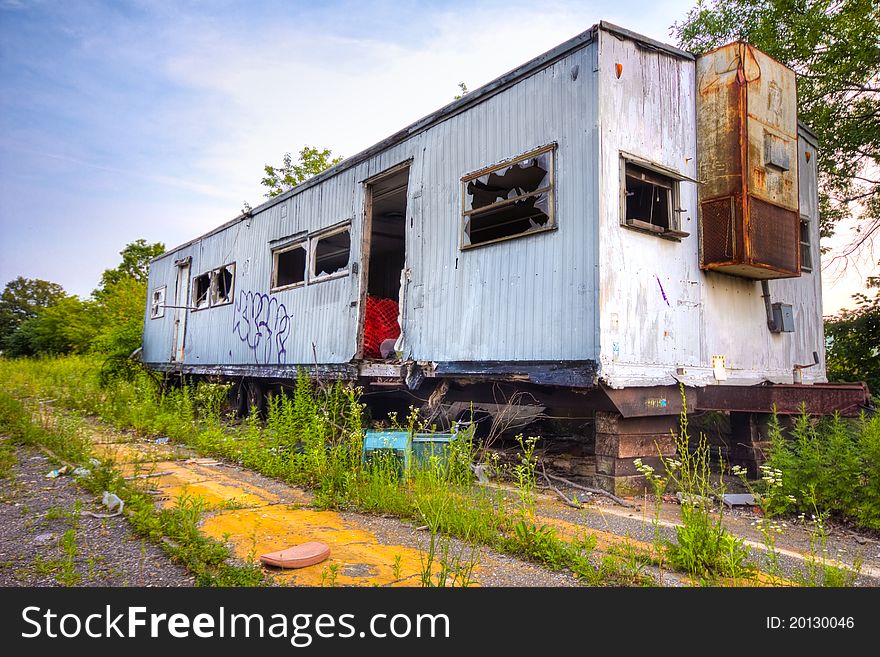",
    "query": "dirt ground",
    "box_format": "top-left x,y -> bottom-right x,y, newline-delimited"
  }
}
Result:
0,445 -> 194,587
